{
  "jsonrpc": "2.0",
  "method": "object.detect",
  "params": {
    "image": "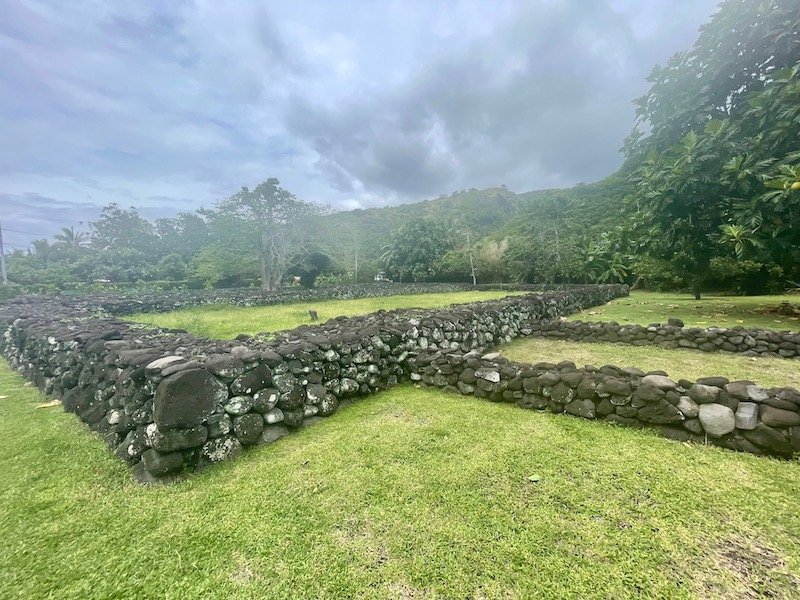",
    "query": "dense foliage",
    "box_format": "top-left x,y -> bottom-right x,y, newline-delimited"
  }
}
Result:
4,0 -> 799,295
